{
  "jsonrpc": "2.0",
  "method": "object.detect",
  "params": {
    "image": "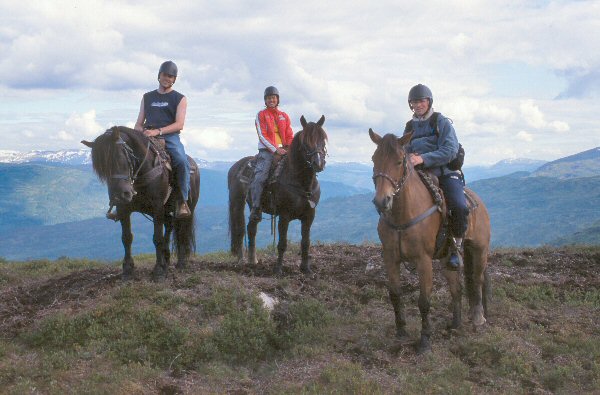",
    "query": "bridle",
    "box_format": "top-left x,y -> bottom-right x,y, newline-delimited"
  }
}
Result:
110,137 -> 151,186
302,142 -> 327,171
372,145 -> 440,232
372,146 -> 411,196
